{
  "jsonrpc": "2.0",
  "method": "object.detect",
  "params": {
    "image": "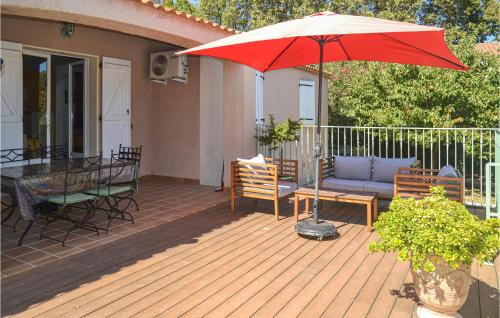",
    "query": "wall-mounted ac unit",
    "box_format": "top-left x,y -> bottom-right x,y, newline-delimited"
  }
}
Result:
150,51 -> 188,85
